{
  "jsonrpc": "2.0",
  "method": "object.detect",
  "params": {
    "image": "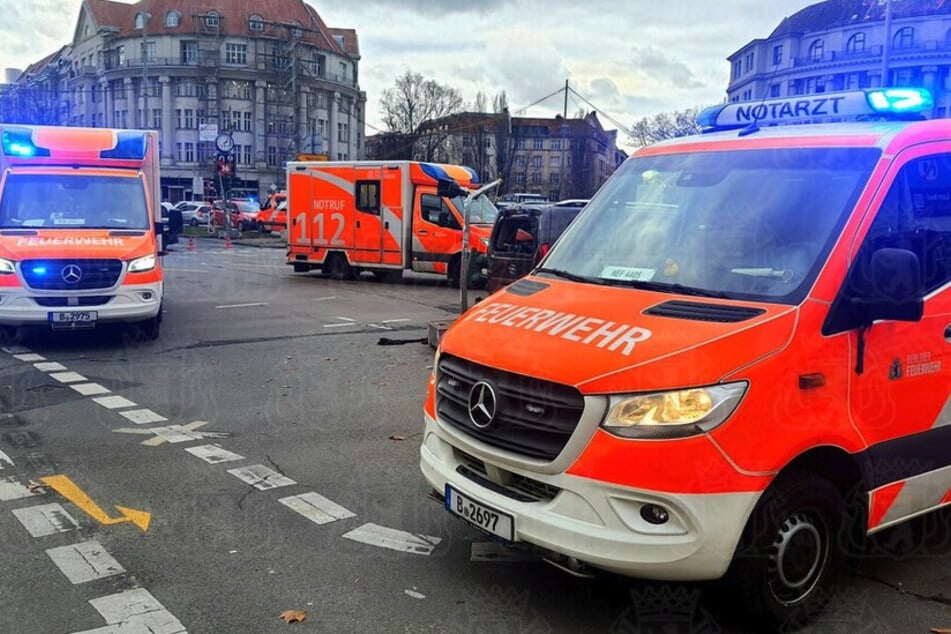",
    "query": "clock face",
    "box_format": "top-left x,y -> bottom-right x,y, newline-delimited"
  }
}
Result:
215,133 -> 234,152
